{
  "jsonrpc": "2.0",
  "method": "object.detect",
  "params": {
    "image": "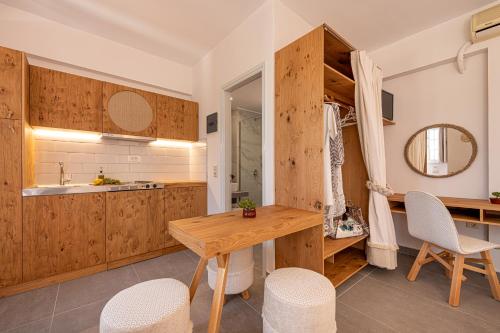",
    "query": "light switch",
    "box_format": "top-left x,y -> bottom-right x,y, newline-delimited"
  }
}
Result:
213,165 -> 218,178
